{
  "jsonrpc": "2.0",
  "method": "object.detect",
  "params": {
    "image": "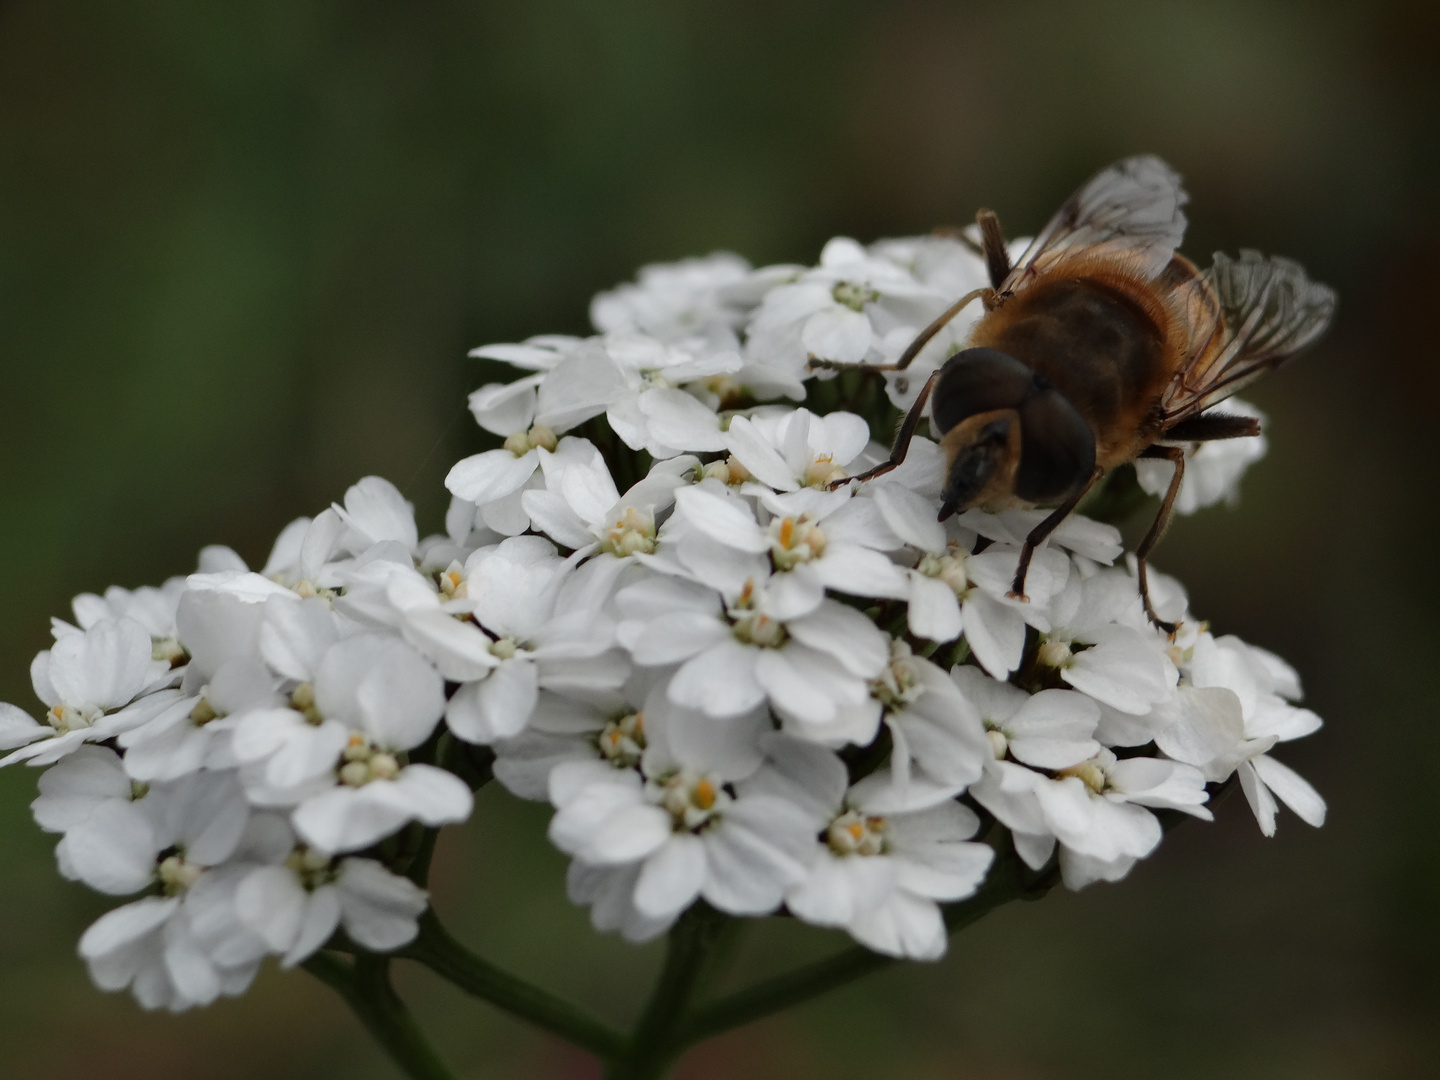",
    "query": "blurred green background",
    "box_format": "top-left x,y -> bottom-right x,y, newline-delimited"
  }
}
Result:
1,1 -> 1436,1077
